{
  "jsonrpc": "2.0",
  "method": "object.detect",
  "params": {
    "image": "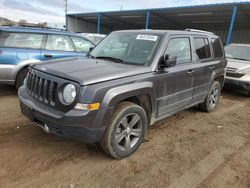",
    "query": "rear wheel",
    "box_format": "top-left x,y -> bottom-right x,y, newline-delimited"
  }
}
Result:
100,101 -> 147,159
199,81 -> 221,112
15,68 -> 28,89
